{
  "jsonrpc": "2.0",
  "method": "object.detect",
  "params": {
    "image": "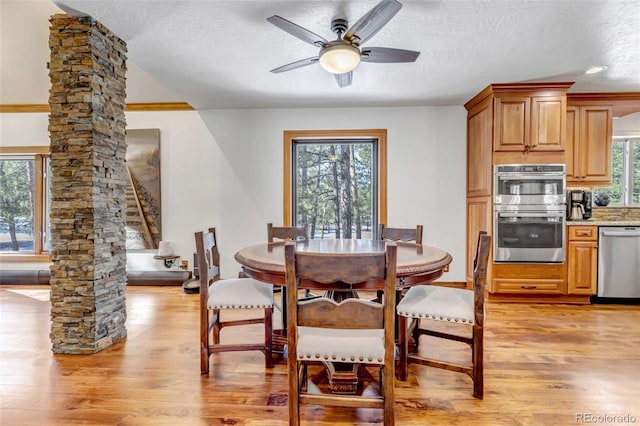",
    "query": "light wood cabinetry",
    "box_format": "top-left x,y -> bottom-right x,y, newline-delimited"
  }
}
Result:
492,263 -> 566,295
466,197 -> 491,285
464,83 -> 572,292
565,104 -> 613,186
466,97 -> 493,198
465,89 -> 639,303
567,226 -> 598,295
494,95 -> 566,153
